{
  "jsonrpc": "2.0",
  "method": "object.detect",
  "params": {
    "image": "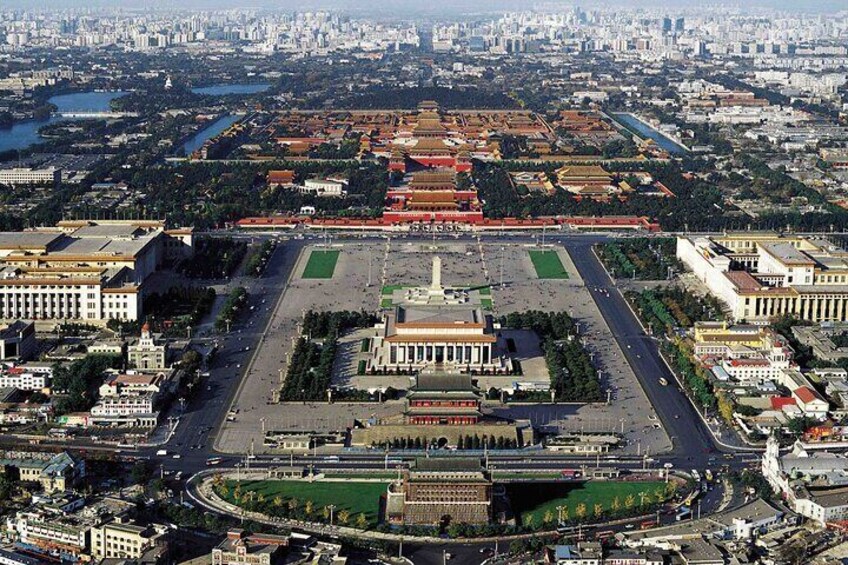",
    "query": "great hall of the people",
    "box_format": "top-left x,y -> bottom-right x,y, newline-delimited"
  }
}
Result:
677,233 -> 848,323
0,220 -> 193,324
